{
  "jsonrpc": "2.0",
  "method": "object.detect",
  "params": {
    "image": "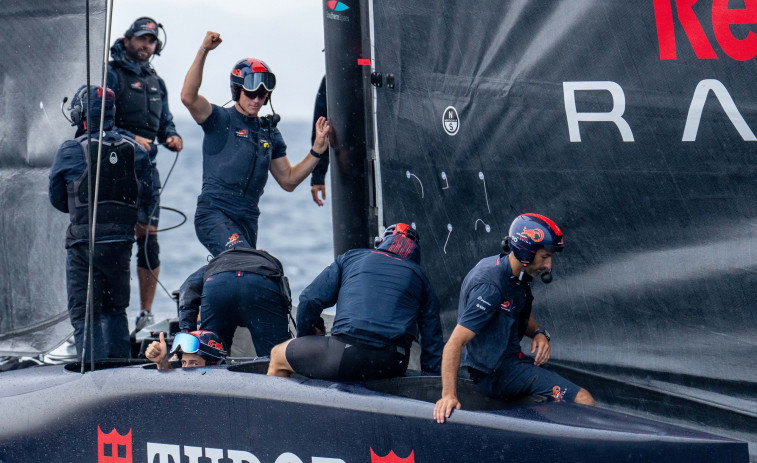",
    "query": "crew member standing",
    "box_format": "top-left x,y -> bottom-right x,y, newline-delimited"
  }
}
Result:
108,17 -> 183,332
49,85 -> 154,360
434,213 -> 595,424
180,31 -> 329,256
